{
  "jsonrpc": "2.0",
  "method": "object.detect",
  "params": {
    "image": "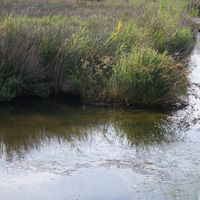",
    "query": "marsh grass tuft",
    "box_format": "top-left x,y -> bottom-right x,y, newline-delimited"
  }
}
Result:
108,48 -> 188,105
0,0 -> 195,106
